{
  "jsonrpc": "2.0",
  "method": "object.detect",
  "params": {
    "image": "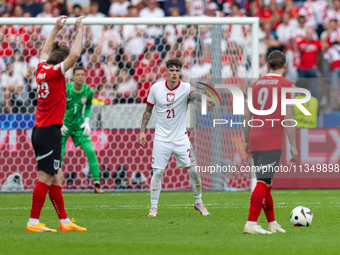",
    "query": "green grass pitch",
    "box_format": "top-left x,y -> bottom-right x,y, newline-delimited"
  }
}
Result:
0,190 -> 339,255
